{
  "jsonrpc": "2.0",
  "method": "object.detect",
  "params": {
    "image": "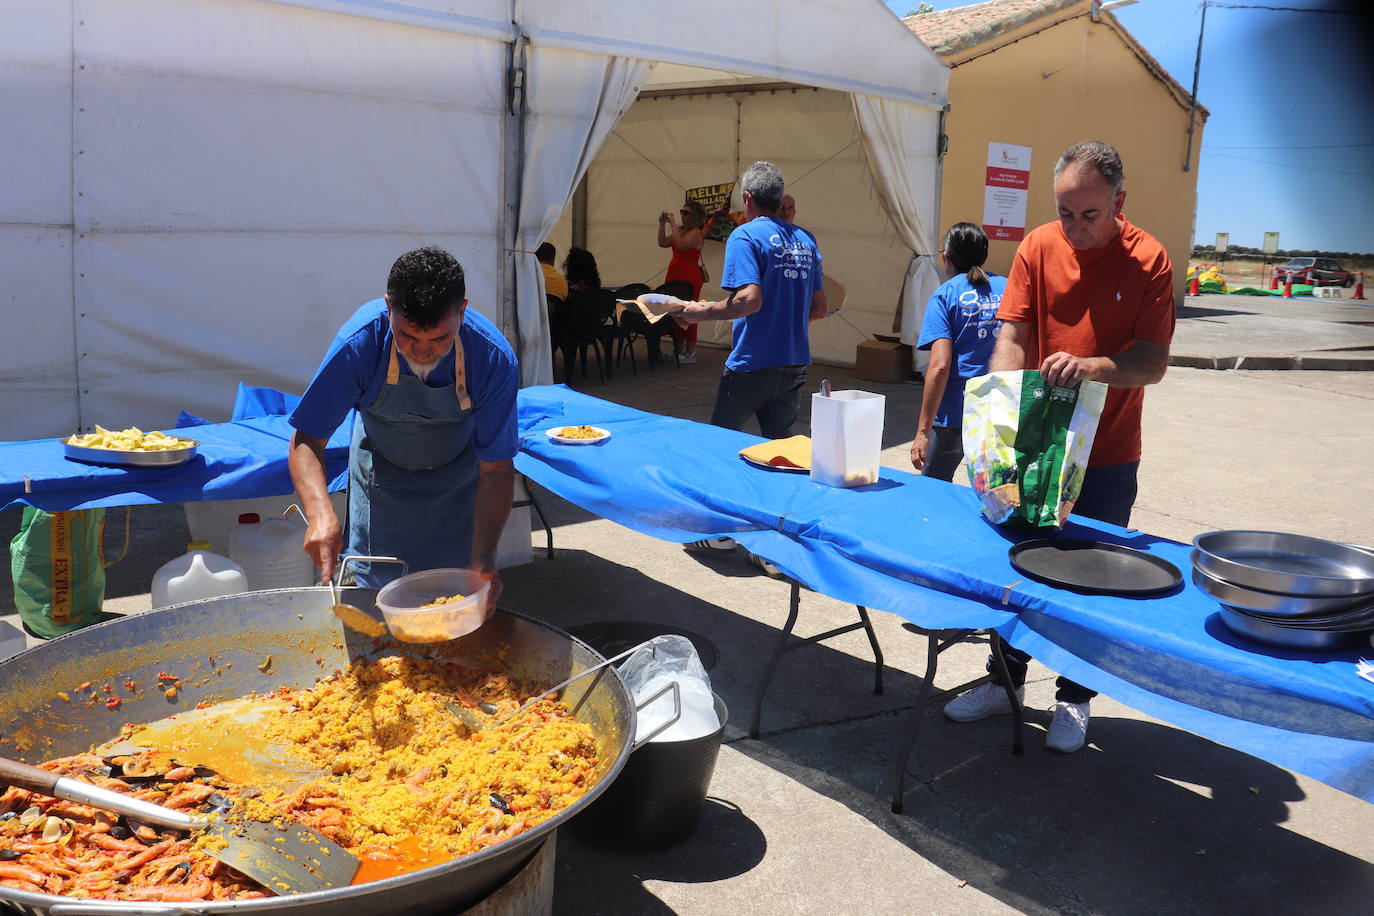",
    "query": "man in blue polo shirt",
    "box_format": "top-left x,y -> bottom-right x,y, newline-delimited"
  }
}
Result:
287,247 -> 518,595
677,162 -> 828,566
677,161 -> 828,437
